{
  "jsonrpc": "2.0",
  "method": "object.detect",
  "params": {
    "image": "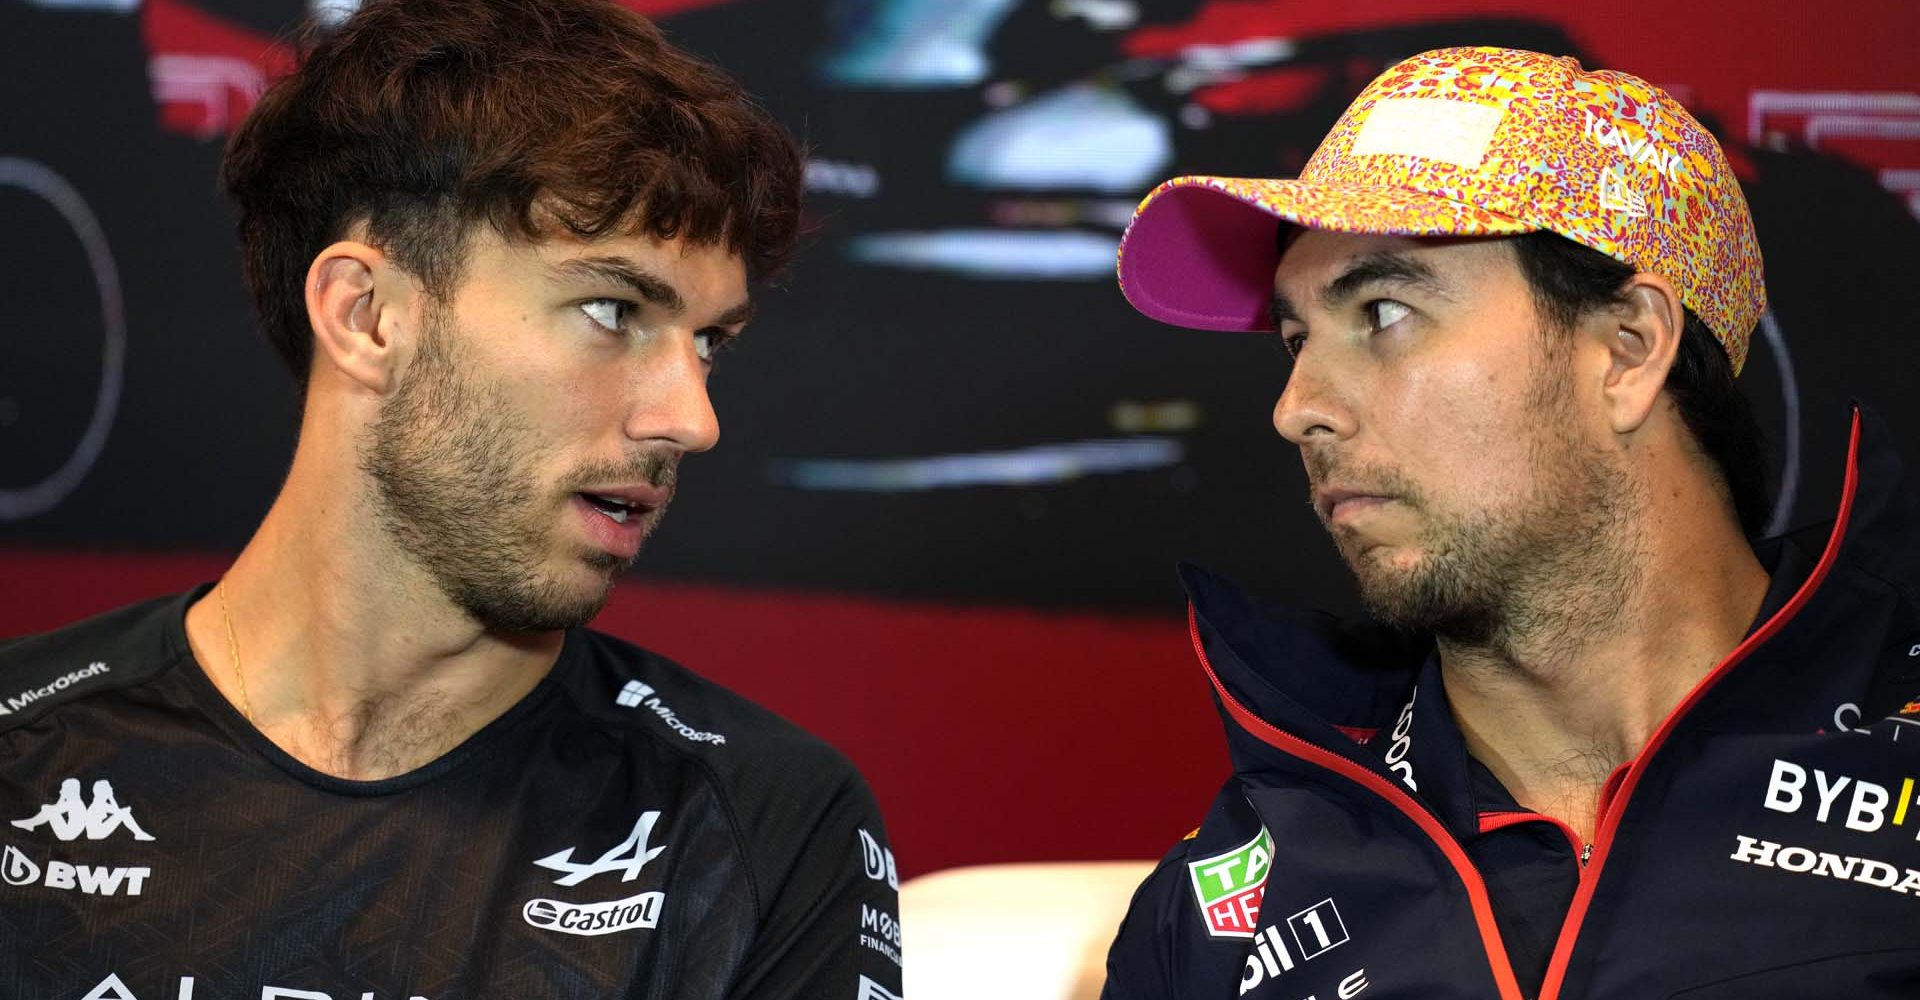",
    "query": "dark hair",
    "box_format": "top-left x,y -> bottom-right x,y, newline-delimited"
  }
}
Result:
222,0 -> 804,391
1510,231 -> 1770,537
